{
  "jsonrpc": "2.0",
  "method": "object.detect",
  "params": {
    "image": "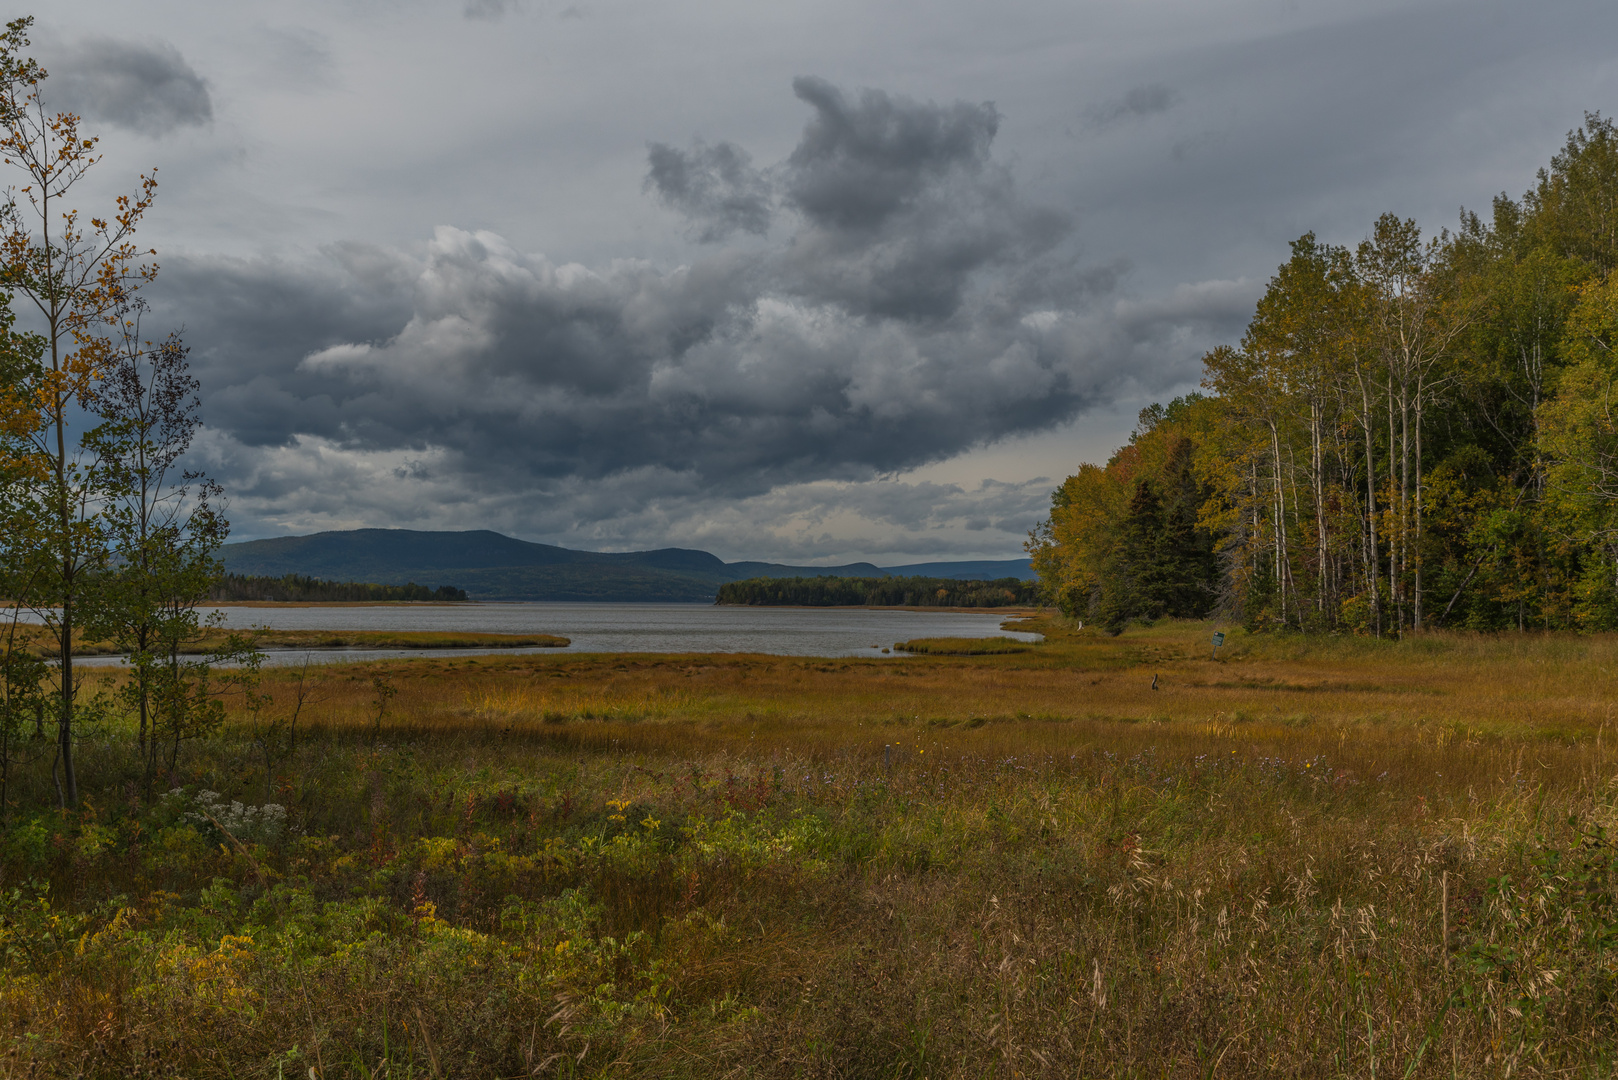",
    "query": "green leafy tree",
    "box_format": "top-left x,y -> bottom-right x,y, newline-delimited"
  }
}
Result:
1538,268 -> 1618,628
1523,112 -> 1618,274
0,17 -> 158,805
0,294 -> 48,823
1027,459 -> 1131,618
83,301 -> 234,797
